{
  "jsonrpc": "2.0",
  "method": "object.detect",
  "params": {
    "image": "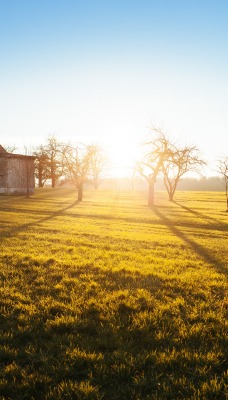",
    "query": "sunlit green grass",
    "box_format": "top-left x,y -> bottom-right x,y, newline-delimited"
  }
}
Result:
0,188 -> 227,399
